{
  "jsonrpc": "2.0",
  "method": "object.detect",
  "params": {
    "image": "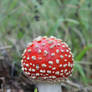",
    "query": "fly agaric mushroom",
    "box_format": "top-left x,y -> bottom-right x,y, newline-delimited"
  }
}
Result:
21,36 -> 74,92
